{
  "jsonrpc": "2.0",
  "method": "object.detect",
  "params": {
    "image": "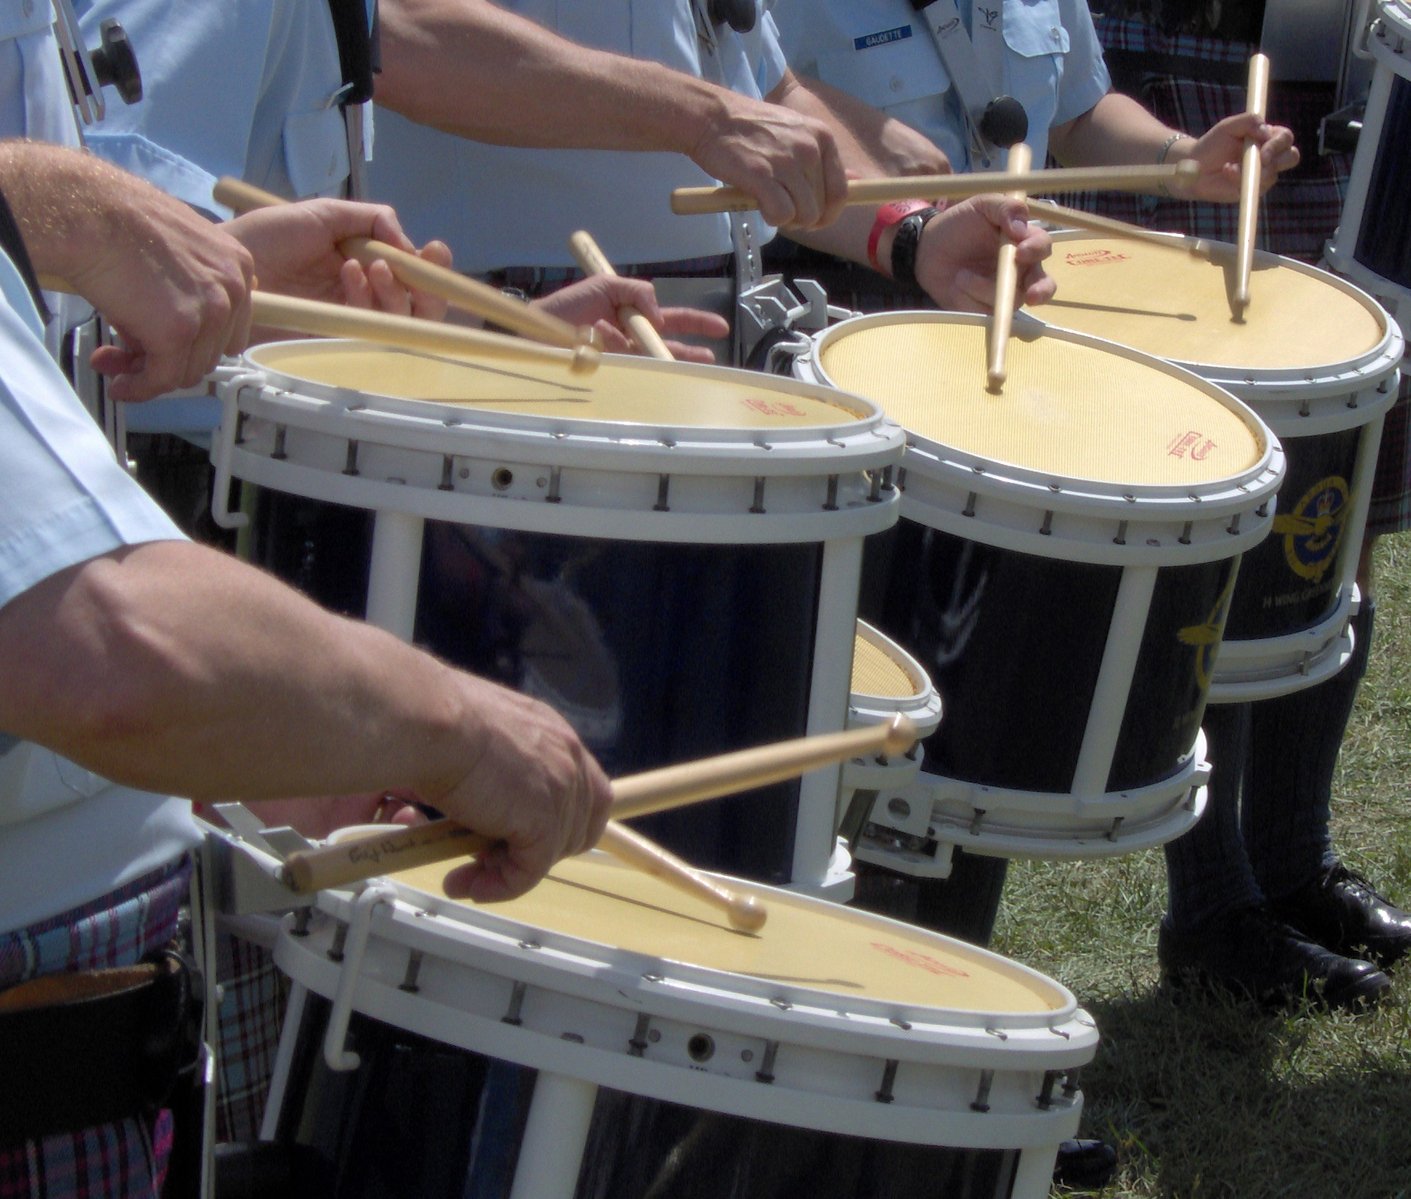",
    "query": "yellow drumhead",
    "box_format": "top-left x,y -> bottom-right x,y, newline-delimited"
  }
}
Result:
245,340 -> 863,429
815,315 -> 1265,486
392,854 -> 1065,1016
852,629 -> 922,700
1043,235 -> 1388,372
